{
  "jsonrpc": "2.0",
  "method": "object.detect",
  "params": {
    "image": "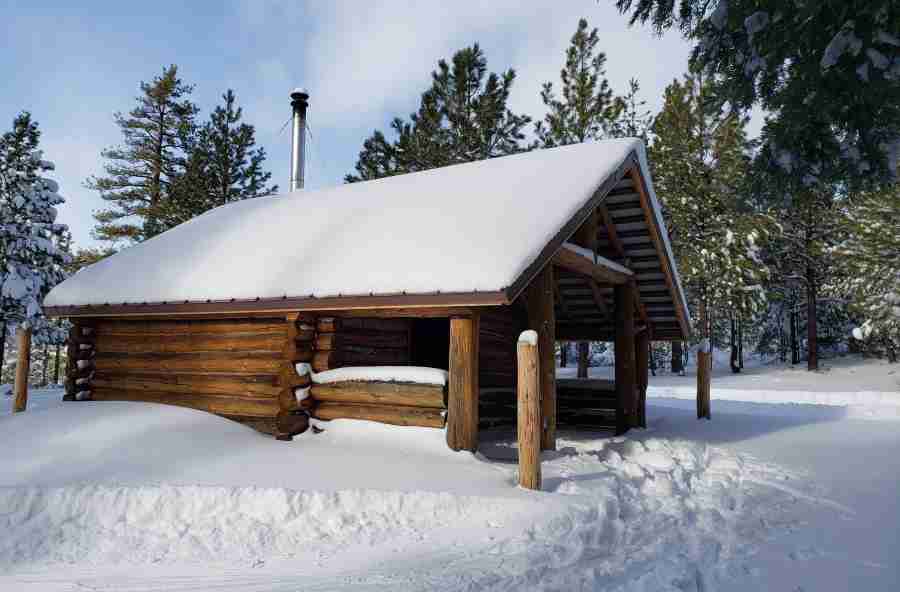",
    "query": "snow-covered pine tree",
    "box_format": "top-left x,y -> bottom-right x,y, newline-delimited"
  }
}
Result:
535,18 -> 626,375
611,78 -> 654,142
616,0 -> 900,186
535,19 -> 622,148
836,185 -> 900,361
346,45 -> 531,181
650,73 -> 772,352
165,90 -> 277,226
0,112 -> 70,377
88,65 -> 198,243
